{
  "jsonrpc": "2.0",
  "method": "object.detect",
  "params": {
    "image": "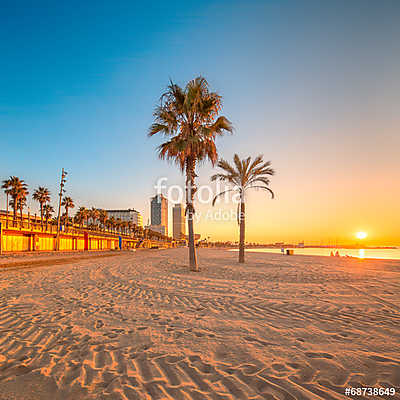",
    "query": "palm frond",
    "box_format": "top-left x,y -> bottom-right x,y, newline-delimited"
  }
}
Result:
248,185 -> 275,199
212,189 -> 236,206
